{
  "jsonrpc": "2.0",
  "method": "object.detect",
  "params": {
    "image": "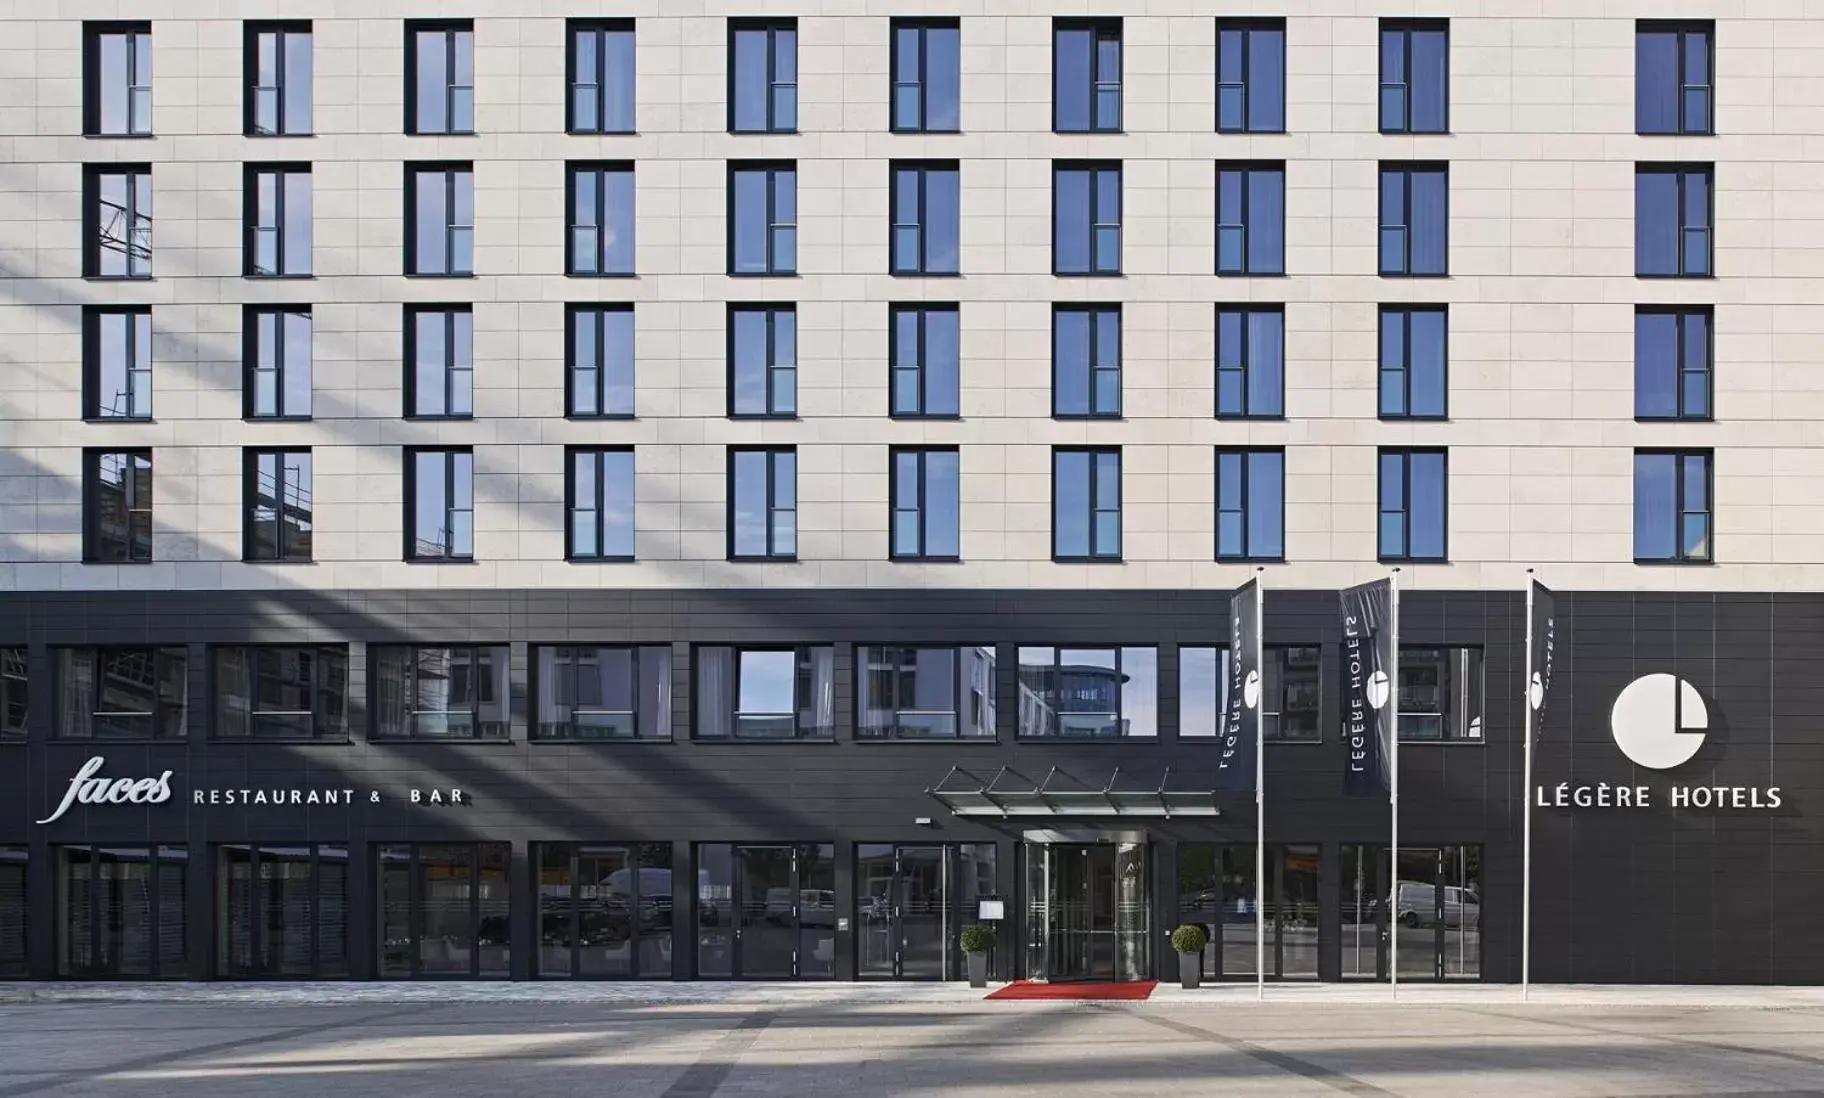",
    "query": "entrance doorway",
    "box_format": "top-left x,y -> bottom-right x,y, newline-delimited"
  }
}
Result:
695,843 -> 836,979
1022,841 -> 1150,981
857,843 -> 998,981
1342,844 -> 1482,980
1175,843 -> 1319,980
